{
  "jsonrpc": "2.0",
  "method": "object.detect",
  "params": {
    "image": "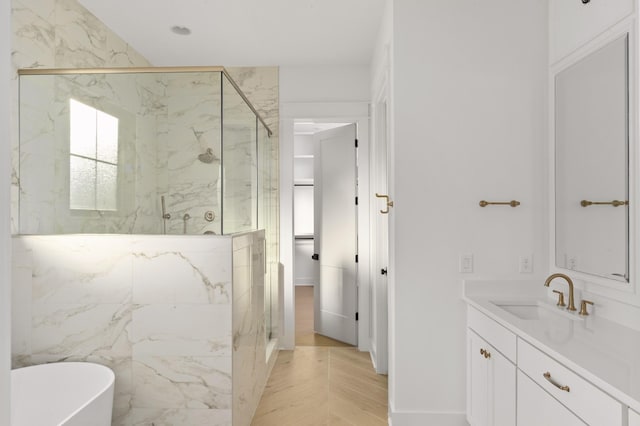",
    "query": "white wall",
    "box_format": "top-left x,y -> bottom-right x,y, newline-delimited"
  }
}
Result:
388,0 -> 548,423
280,65 -> 371,103
1,0 -> 10,422
280,65 -> 371,349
